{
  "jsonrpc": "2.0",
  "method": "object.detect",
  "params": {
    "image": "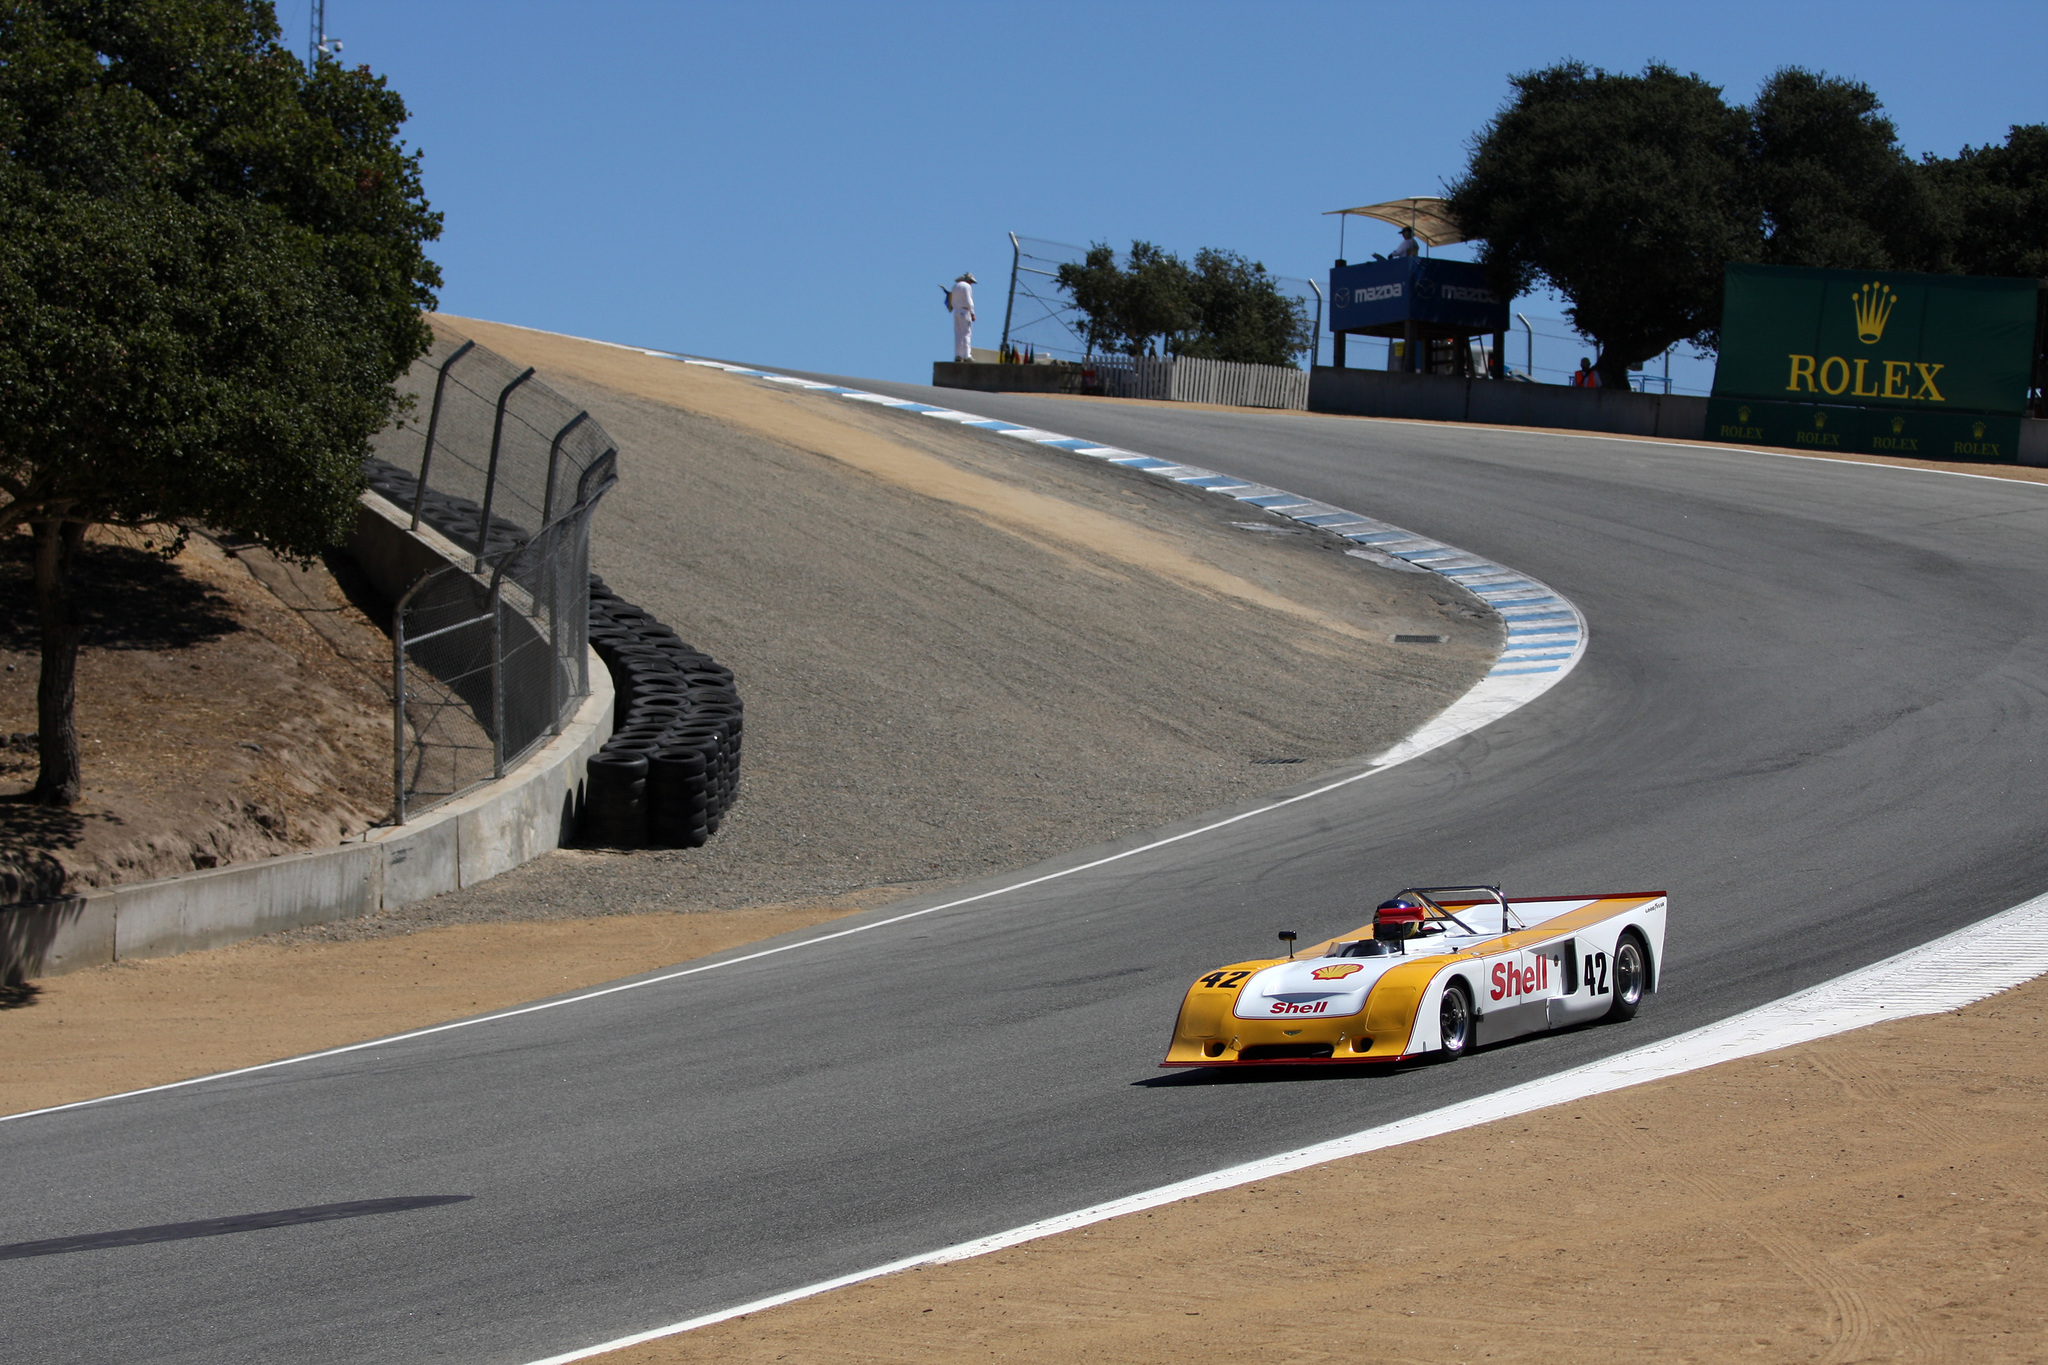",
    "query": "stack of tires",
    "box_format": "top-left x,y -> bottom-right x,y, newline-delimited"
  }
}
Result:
362,459 -> 529,558
581,576 -> 743,849
361,457 -> 743,850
